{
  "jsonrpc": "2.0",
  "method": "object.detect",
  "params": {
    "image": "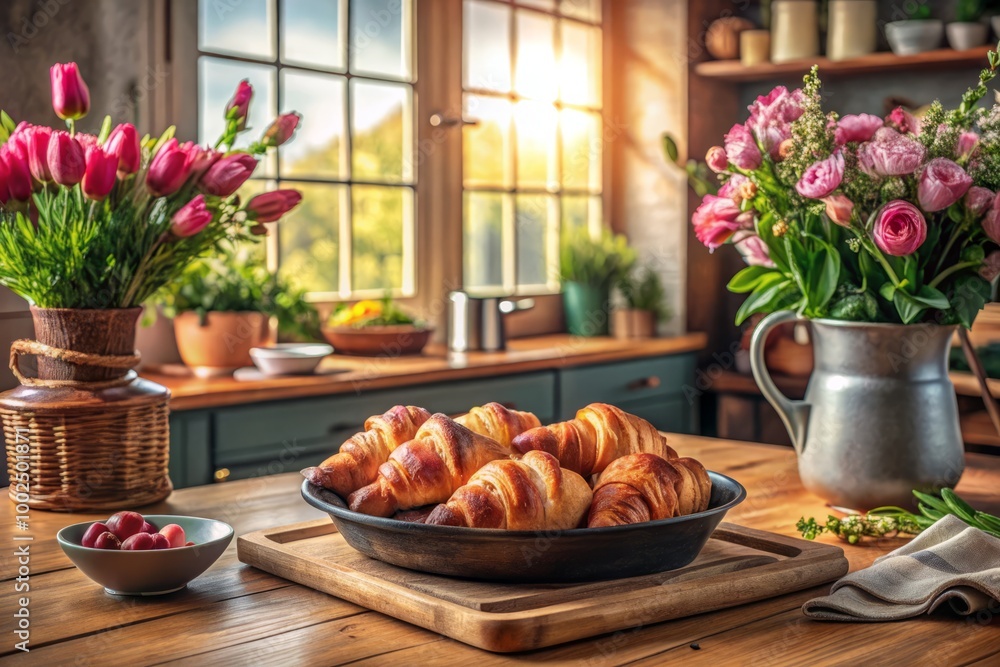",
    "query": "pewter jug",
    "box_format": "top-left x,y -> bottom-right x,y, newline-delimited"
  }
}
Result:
750,311 -> 964,510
